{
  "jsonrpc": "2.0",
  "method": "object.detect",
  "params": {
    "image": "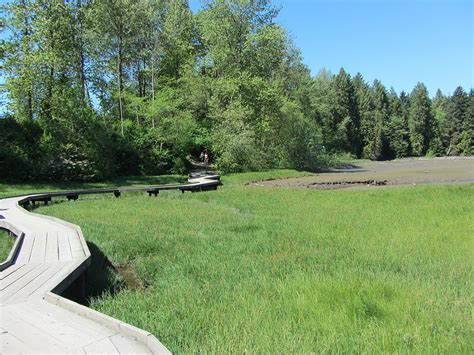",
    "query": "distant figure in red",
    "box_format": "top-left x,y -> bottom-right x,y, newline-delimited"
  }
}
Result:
199,149 -> 210,163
